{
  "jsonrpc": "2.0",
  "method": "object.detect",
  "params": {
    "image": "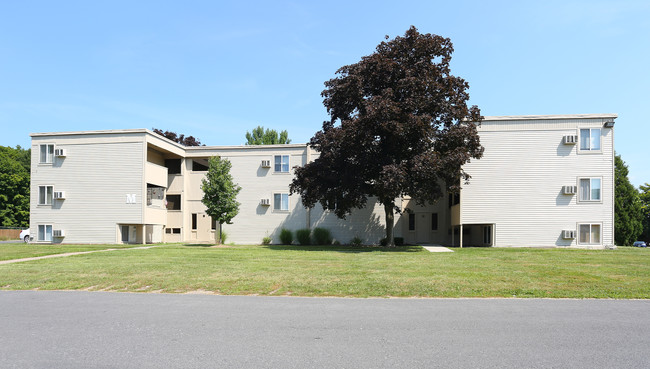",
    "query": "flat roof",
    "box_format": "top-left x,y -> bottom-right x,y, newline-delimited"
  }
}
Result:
482,114 -> 617,121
